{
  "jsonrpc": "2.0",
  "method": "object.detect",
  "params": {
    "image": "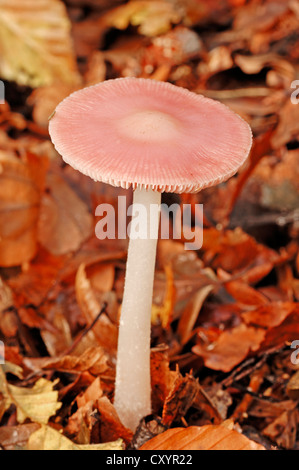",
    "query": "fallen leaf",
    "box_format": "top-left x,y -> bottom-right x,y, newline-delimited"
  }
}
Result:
7,250 -> 66,306
66,377 -> 103,443
262,409 -> 298,450
103,0 -> 182,37
27,424 -> 124,450
0,152 -> 48,267
151,264 -> 175,329
222,278 -> 270,307
140,422 -> 265,450
177,284 -> 215,345
0,0 -> 81,87
150,346 -> 174,413
97,396 -> 133,445
38,172 -> 93,256
242,302 -> 298,329
24,346 -> 109,376
162,369 -> 200,427
193,324 -> 265,372
0,423 -> 40,450
75,263 -> 118,352
249,398 -> 296,420
0,367 -> 61,424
